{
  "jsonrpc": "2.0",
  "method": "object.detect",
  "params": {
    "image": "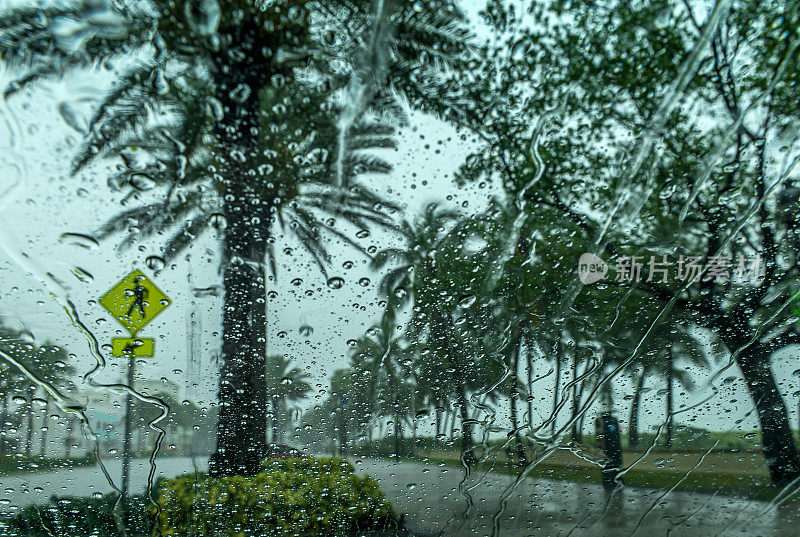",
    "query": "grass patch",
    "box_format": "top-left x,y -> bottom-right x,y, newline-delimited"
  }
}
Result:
397,453 -> 781,502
